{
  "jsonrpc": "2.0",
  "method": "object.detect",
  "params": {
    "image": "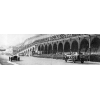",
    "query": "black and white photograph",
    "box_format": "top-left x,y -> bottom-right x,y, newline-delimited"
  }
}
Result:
0,34 -> 100,65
